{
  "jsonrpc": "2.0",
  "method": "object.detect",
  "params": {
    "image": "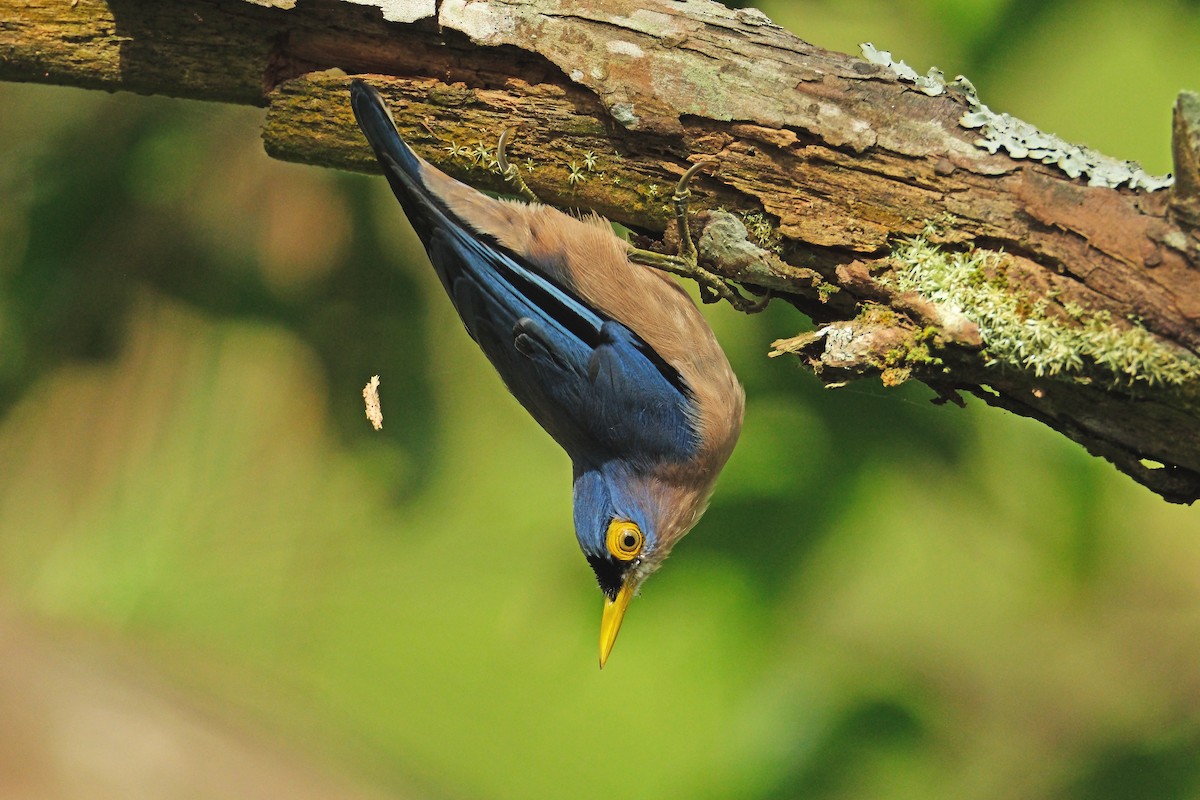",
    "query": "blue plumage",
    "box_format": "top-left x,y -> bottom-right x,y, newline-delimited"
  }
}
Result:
351,81 -> 697,468
351,80 -> 744,665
